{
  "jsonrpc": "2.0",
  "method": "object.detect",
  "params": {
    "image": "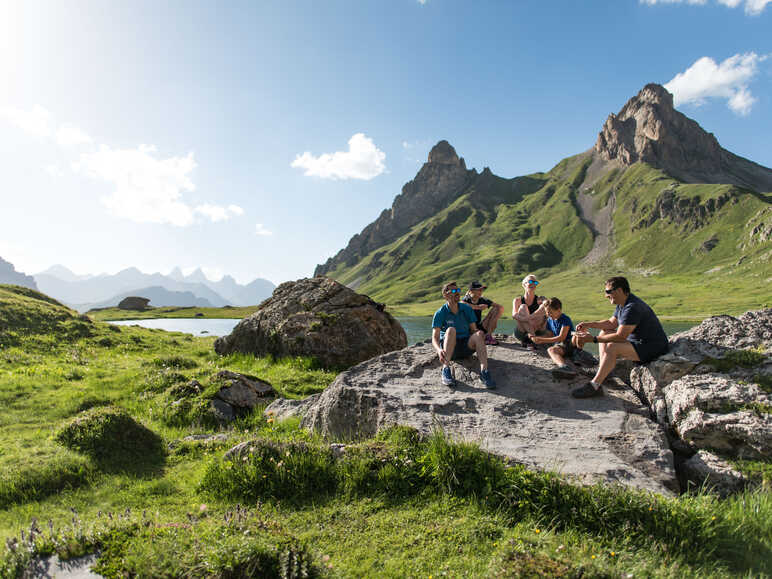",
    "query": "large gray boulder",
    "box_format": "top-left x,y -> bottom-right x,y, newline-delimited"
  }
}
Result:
631,309 -> 772,461
214,277 -> 406,368
301,338 -> 677,495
